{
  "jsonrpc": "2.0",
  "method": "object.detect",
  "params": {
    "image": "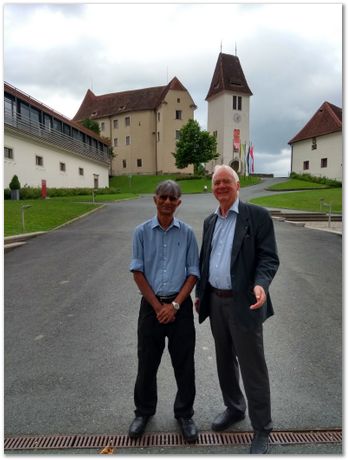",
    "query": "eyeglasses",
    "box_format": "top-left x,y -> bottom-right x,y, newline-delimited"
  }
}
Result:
158,195 -> 178,202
